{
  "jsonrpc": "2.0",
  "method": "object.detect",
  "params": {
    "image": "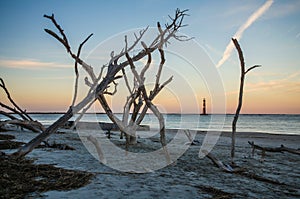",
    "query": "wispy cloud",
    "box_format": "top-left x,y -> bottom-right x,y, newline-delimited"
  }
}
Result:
0,59 -> 72,69
226,70 -> 300,95
216,0 -> 274,68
